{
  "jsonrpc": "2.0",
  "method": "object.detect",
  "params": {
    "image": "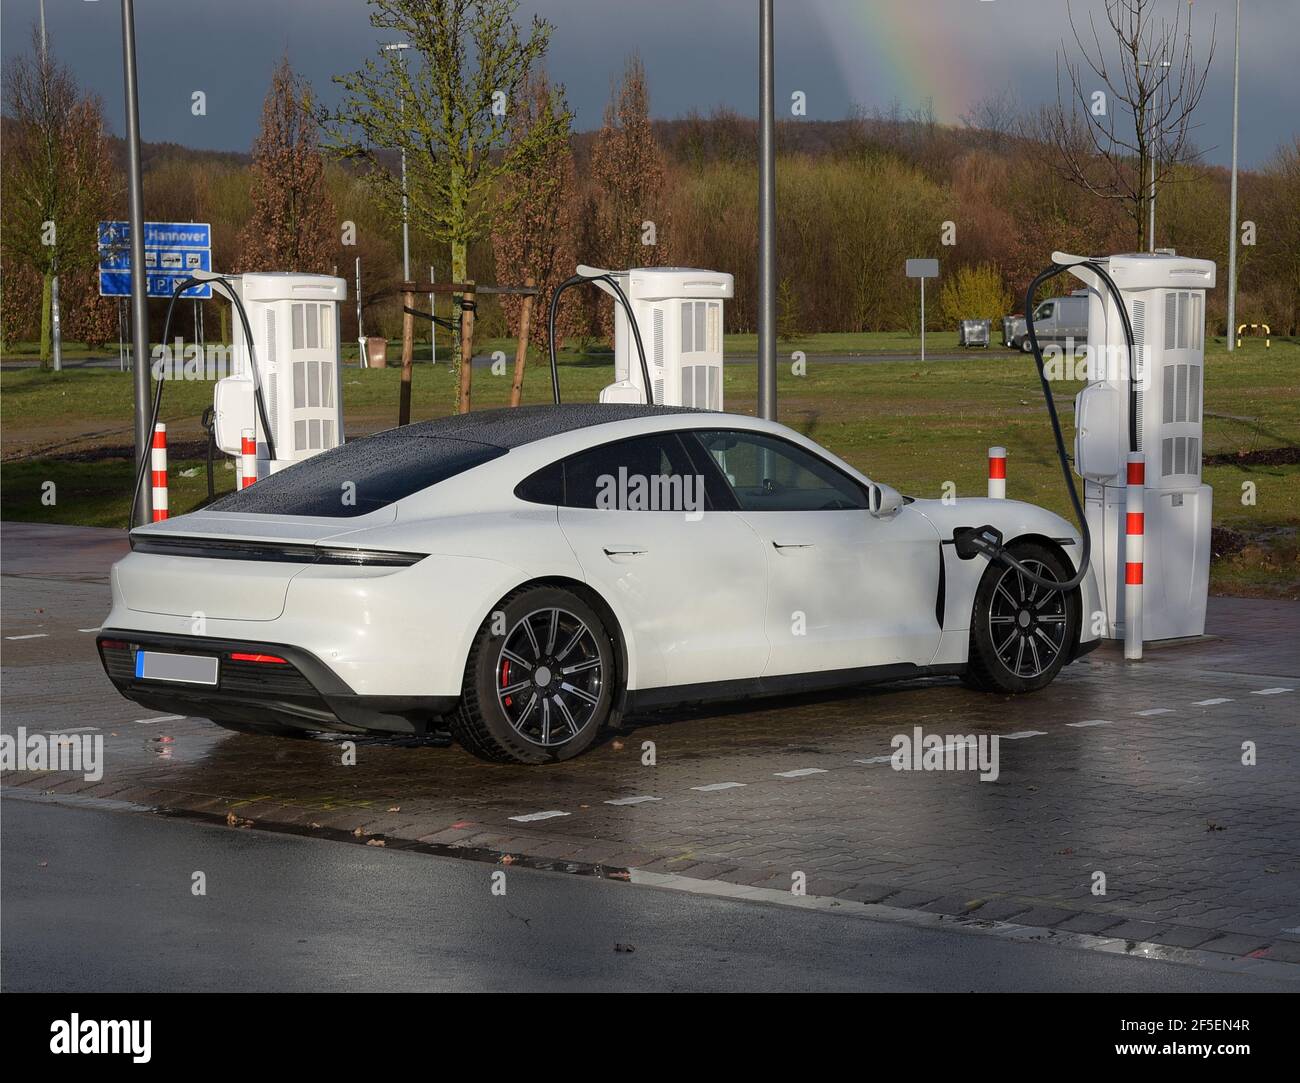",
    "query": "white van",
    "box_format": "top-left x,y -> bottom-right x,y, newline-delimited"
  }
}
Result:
1008,291 -> 1088,353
